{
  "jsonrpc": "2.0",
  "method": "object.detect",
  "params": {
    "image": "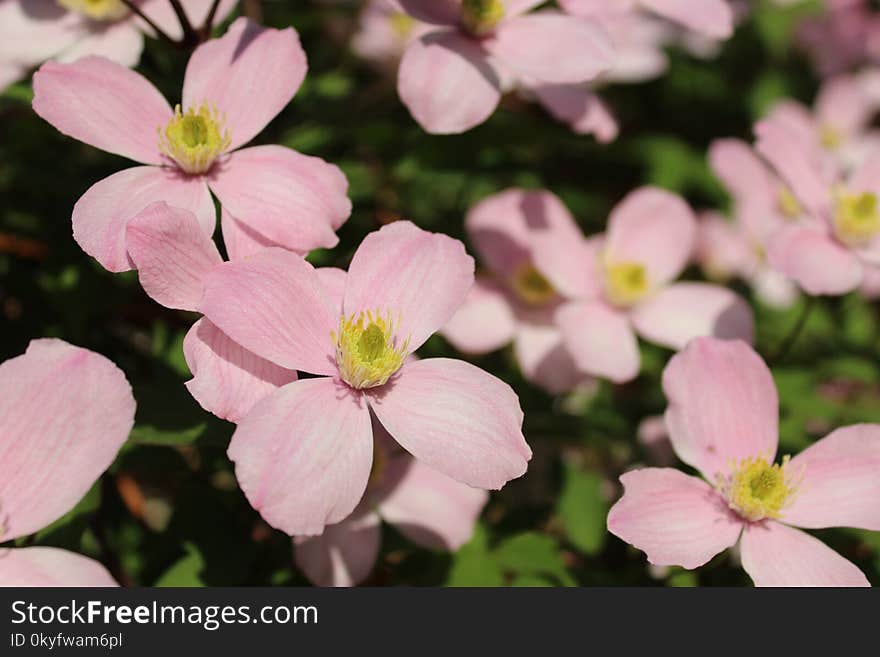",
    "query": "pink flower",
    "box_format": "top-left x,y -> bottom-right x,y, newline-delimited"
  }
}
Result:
559,0 -> 734,40
294,419 -> 488,586
608,337 -> 880,586
351,0 -> 431,66
32,17 -> 351,273
0,339 -> 136,586
765,75 -> 880,173
395,1 -> 614,133
697,138 -> 801,308
193,219 -> 531,536
797,0 -> 880,76
0,0 -> 237,91
530,186 -> 754,383
755,116 -> 880,295
441,188 -> 592,395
